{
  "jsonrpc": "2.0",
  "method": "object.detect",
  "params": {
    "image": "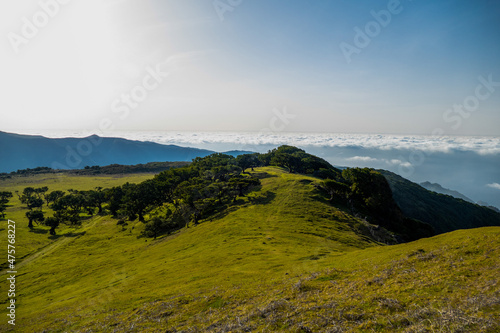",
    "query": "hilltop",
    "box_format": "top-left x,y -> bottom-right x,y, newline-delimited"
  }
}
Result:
0,148 -> 499,332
